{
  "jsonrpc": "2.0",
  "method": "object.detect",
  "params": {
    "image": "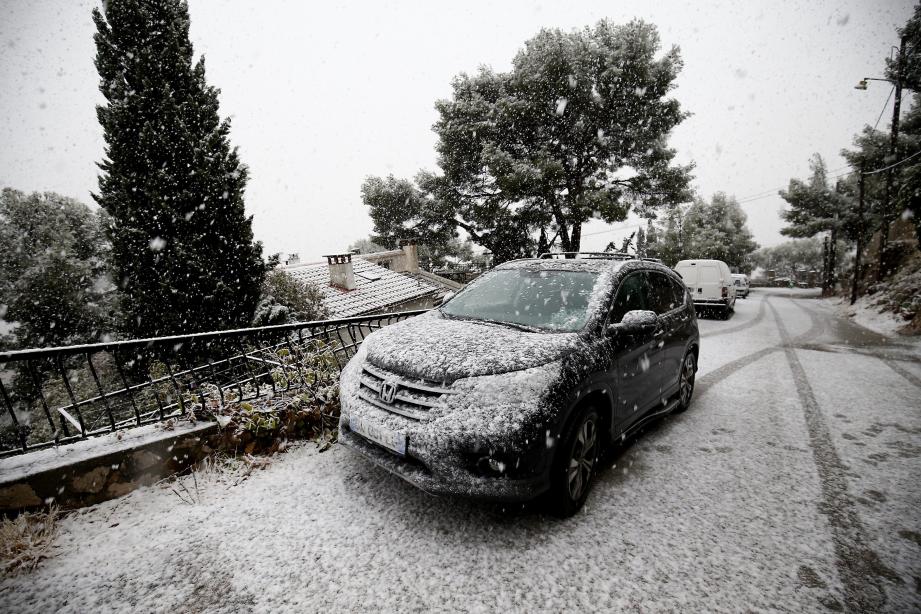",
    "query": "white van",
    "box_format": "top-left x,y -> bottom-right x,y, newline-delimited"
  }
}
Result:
674,259 -> 736,318
731,273 -> 750,298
